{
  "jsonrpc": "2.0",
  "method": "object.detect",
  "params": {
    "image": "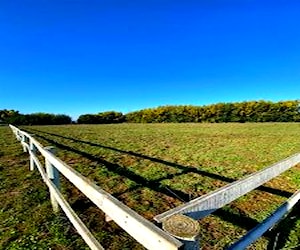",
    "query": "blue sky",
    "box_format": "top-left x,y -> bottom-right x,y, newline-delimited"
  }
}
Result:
0,0 -> 299,119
